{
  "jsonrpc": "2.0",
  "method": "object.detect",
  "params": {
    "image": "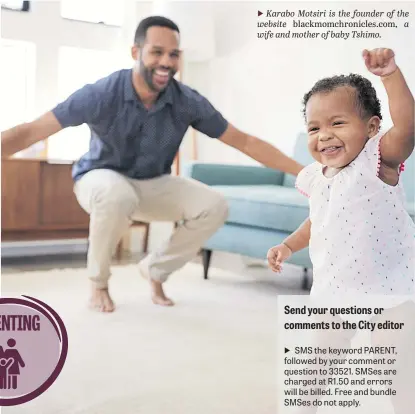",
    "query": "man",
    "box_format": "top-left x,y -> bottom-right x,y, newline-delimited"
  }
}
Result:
2,16 -> 303,312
